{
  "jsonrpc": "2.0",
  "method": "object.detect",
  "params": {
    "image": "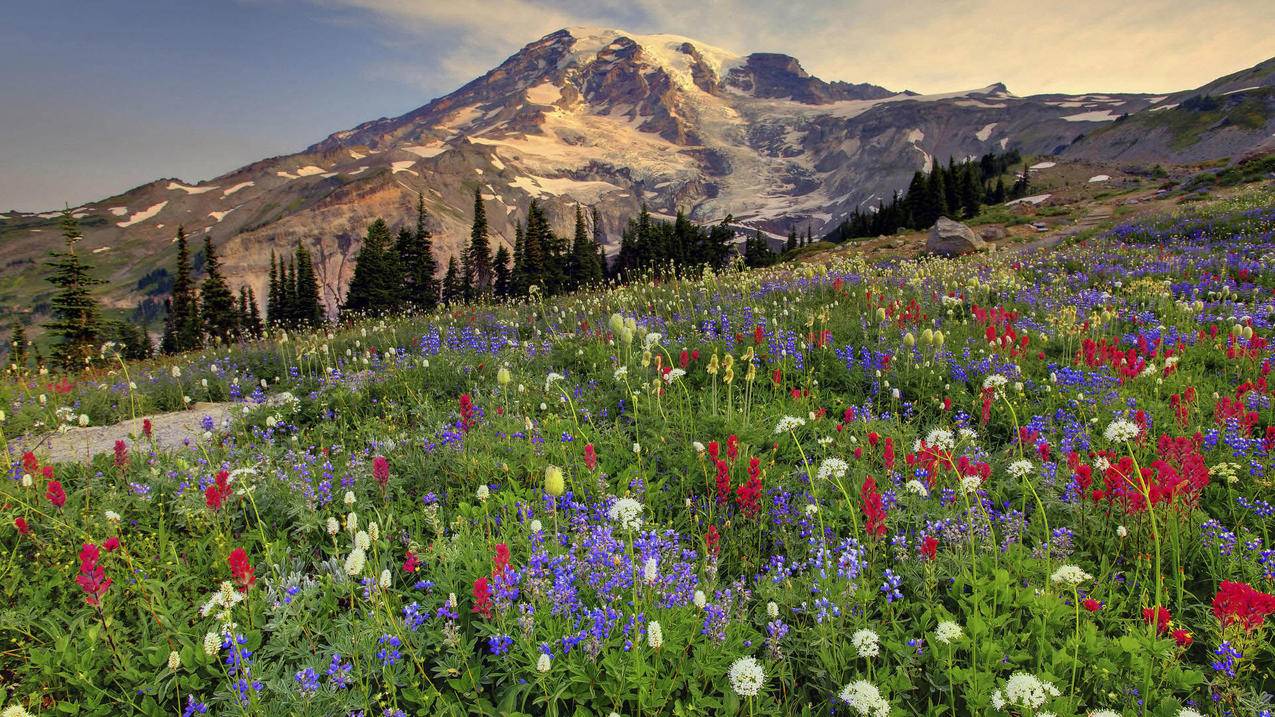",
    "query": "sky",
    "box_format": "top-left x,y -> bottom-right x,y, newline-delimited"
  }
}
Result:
2,0 -> 1272,212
